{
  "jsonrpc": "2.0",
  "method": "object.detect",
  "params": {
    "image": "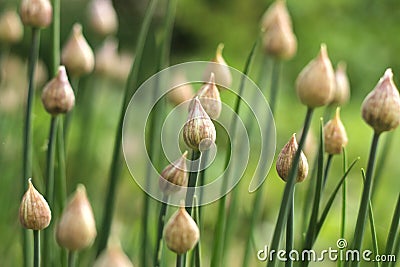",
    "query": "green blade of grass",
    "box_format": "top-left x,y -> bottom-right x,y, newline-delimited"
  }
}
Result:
382,193 -> 400,267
